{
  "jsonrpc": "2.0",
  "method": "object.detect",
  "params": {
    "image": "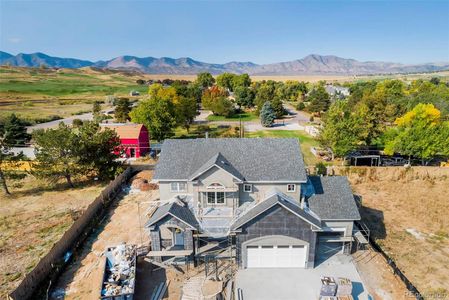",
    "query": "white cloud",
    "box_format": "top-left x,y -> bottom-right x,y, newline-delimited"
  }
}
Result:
8,37 -> 21,43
